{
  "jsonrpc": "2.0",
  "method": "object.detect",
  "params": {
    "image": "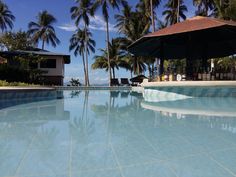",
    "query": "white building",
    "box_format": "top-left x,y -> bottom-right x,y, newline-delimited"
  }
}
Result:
0,48 -> 70,85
